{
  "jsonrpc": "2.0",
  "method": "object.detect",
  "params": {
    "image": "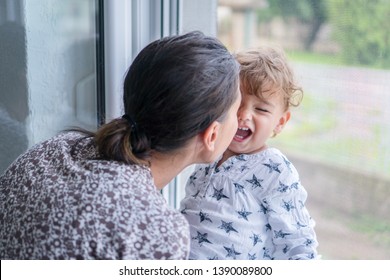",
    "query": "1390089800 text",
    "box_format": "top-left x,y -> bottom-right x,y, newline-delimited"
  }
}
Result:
212,266 -> 272,276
